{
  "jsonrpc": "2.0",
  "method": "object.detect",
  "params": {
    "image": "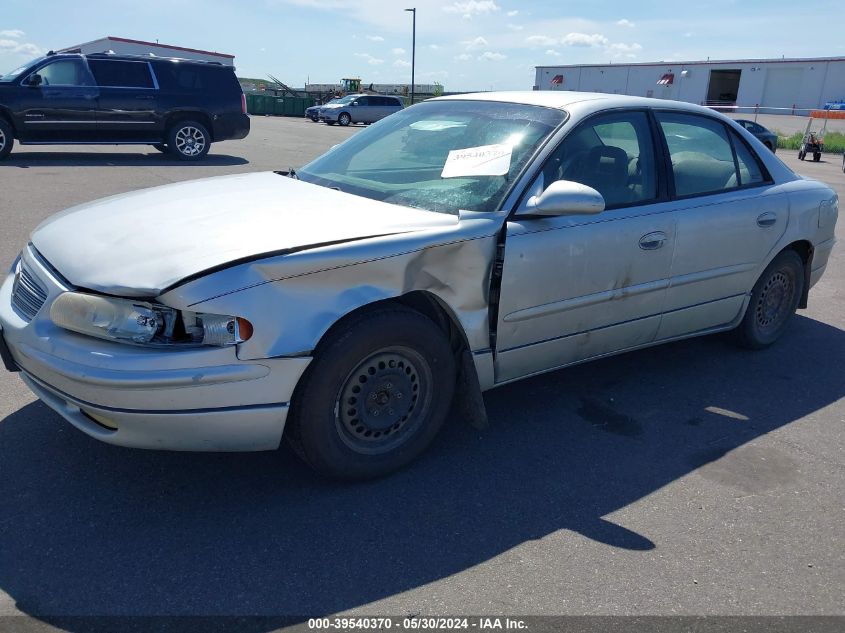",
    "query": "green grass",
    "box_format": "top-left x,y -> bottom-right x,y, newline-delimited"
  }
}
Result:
776,131 -> 845,153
